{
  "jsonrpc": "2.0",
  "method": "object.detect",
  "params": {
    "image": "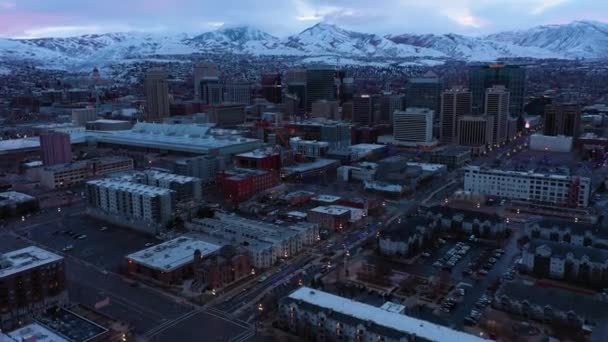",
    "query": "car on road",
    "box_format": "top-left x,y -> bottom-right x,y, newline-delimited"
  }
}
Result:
258,275 -> 268,283
77,234 -> 87,240
100,226 -> 108,231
